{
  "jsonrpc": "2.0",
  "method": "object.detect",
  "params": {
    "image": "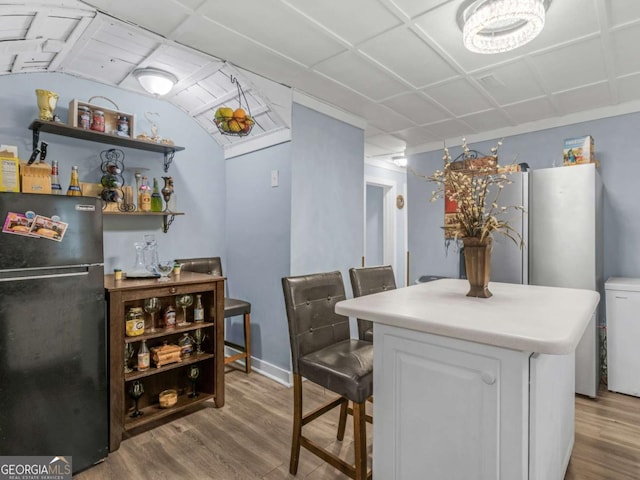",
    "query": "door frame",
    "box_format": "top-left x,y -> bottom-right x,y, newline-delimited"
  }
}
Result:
364,176 -> 397,271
